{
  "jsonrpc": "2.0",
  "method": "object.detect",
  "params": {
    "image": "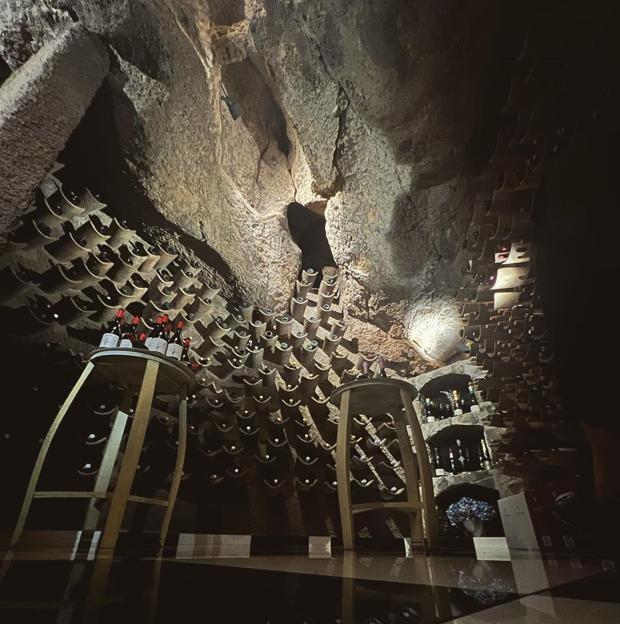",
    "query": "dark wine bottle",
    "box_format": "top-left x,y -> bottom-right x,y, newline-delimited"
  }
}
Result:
449,448 -> 459,474
119,315 -> 140,348
145,315 -> 161,350
99,309 -> 125,348
427,443 -> 437,475
148,316 -> 168,354
425,397 -> 435,423
162,312 -> 172,341
434,447 -> 445,476
468,381 -> 478,408
480,438 -> 493,470
165,320 -> 184,360
452,389 -> 463,415
456,439 -> 466,472
181,337 -> 191,363
137,332 -> 148,350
